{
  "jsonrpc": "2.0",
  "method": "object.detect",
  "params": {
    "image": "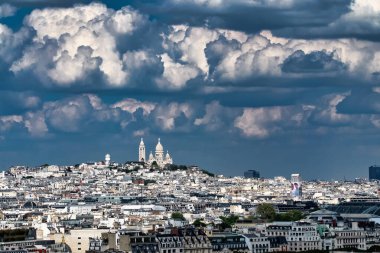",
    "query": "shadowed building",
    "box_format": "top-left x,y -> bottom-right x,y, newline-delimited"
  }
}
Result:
243,170 -> 260,179
369,165 -> 380,181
